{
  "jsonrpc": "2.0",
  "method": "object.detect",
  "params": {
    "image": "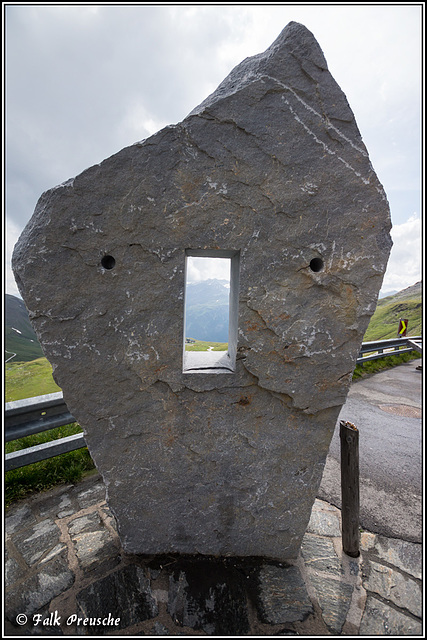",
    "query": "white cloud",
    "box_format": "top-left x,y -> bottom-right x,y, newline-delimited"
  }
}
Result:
381,214 -> 422,294
5,5 -> 422,304
117,101 -> 170,142
186,257 -> 231,284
